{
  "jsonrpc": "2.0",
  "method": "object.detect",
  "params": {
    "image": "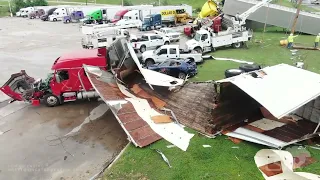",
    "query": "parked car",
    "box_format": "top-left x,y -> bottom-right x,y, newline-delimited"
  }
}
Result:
132,33 -> 170,53
142,44 -> 203,66
154,27 -> 181,42
147,58 -> 197,79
